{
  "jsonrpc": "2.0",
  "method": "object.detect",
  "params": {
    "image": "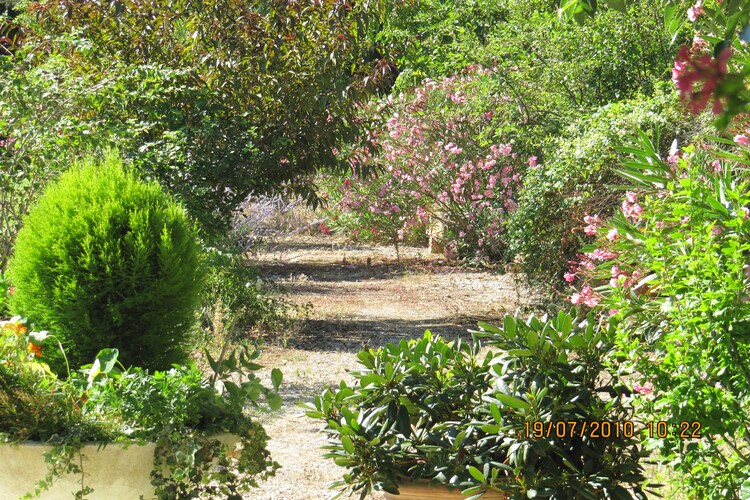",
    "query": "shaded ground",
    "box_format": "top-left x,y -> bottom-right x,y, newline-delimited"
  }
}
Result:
245,235 -> 540,499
